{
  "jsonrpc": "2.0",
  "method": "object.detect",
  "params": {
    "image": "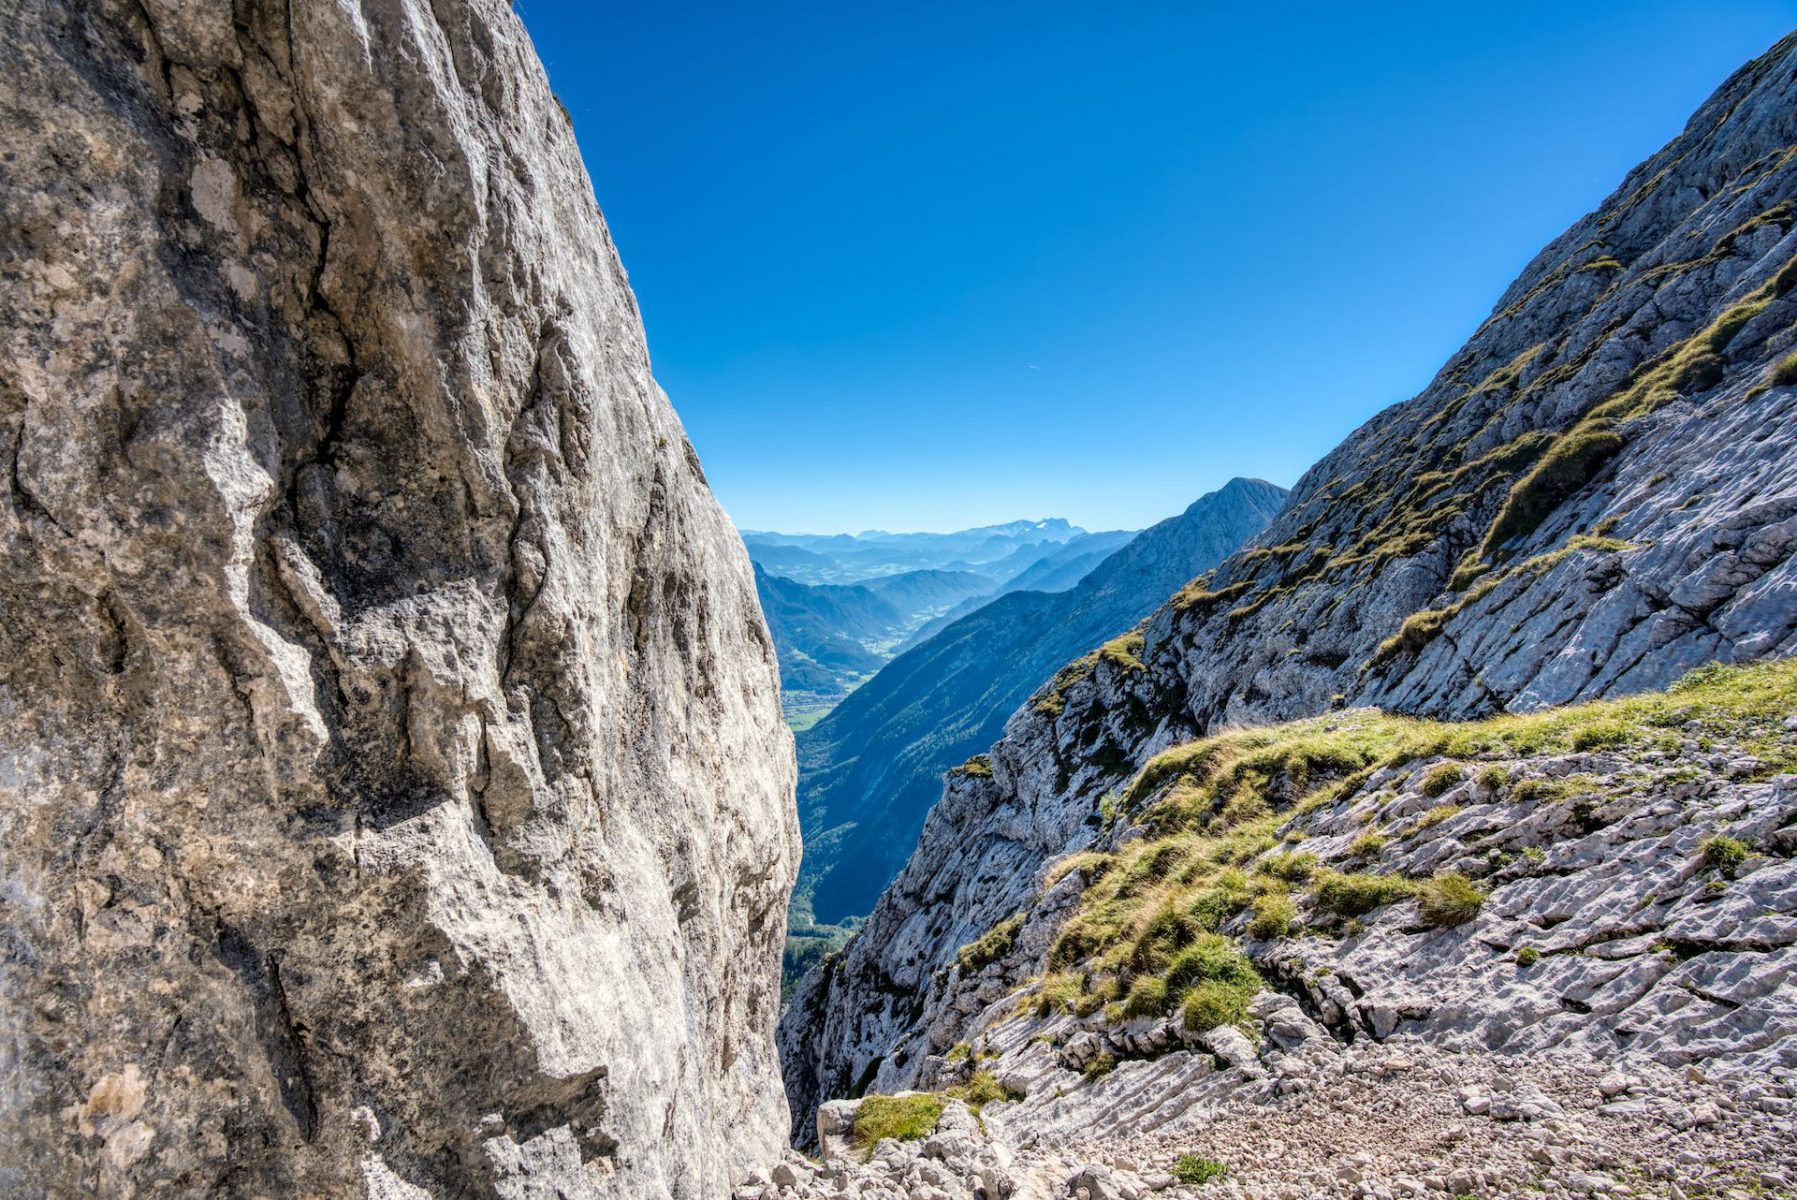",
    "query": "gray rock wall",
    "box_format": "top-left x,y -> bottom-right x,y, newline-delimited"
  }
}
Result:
0,2 -> 797,1196
780,30 -> 1797,1136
